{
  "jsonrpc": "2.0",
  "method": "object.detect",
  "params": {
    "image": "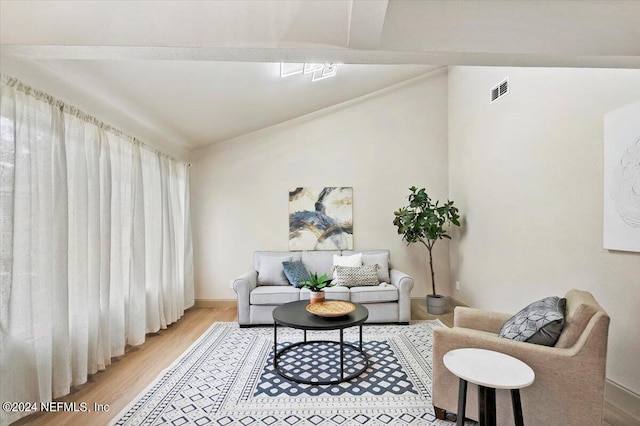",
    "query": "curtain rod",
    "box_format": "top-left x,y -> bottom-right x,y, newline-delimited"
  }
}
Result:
1,73 -> 189,166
